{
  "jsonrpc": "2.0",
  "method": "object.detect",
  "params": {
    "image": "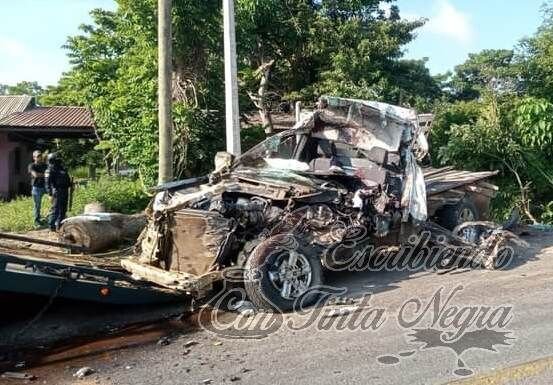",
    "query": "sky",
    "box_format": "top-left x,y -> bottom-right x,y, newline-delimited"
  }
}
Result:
0,0 -> 547,87
395,0 -> 546,74
0,0 -> 116,87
